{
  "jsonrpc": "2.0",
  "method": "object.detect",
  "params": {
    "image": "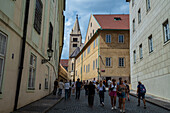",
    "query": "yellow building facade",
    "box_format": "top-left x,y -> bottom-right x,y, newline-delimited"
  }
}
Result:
75,14 -> 130,83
